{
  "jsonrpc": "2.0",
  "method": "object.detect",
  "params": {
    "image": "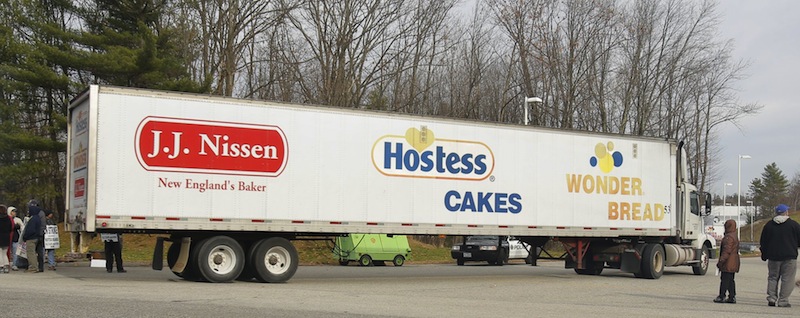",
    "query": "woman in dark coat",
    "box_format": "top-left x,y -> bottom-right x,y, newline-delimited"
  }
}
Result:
714,219 -> 740,303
